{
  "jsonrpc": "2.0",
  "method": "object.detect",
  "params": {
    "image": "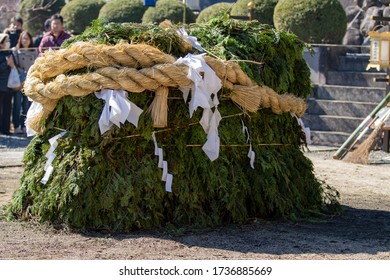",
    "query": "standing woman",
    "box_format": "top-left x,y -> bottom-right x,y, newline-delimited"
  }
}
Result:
12,31 -> 37,134
0,33 -> 15,135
